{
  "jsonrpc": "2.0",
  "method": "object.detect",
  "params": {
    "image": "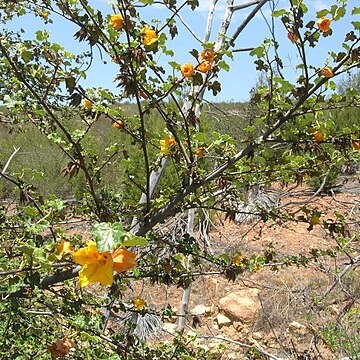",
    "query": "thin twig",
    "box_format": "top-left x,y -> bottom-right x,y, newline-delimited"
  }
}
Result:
198,335 -> 284,360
